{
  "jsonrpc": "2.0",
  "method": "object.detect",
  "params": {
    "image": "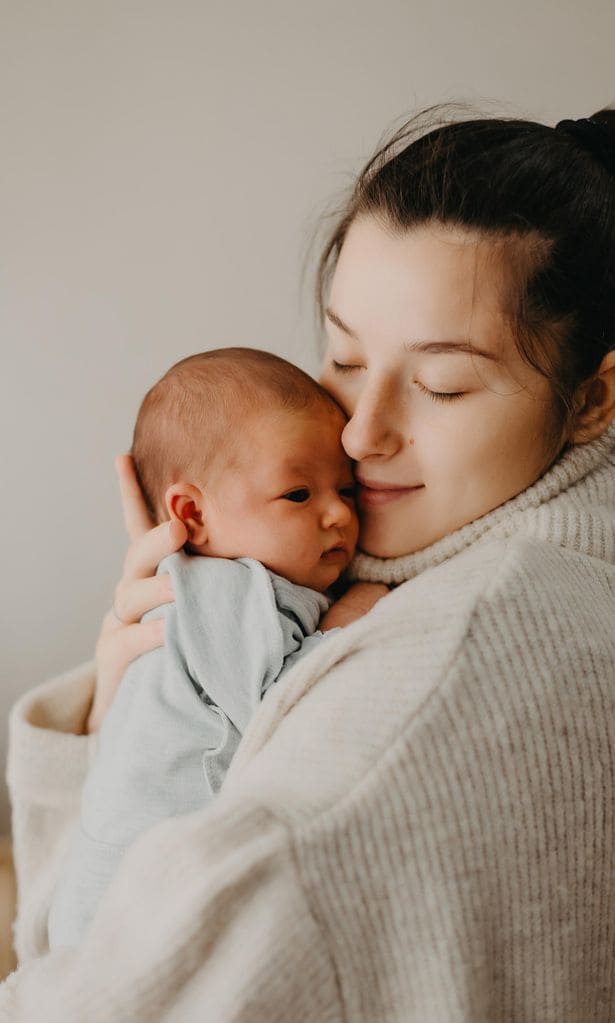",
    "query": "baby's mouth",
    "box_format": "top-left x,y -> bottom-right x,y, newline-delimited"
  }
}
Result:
321,543 -> 348,562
